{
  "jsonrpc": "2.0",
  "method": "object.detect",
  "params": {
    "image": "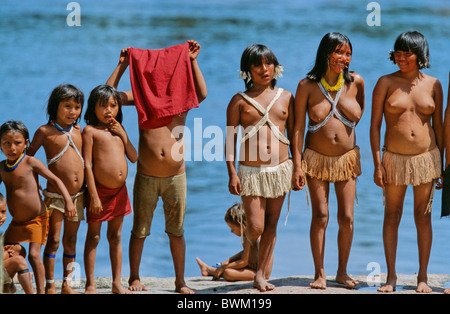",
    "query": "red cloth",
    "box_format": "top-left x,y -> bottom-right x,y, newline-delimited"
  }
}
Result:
129,43 -> 199,129
86,182 -> 132,223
